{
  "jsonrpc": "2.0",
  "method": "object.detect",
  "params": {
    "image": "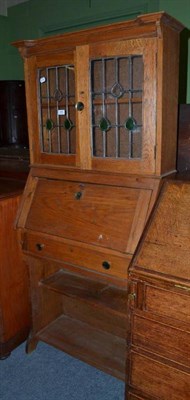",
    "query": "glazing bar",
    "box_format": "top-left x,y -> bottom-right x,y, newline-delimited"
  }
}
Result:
56,67 -> 61,153
102,59 -> 106,158
47,68 -> 52,153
